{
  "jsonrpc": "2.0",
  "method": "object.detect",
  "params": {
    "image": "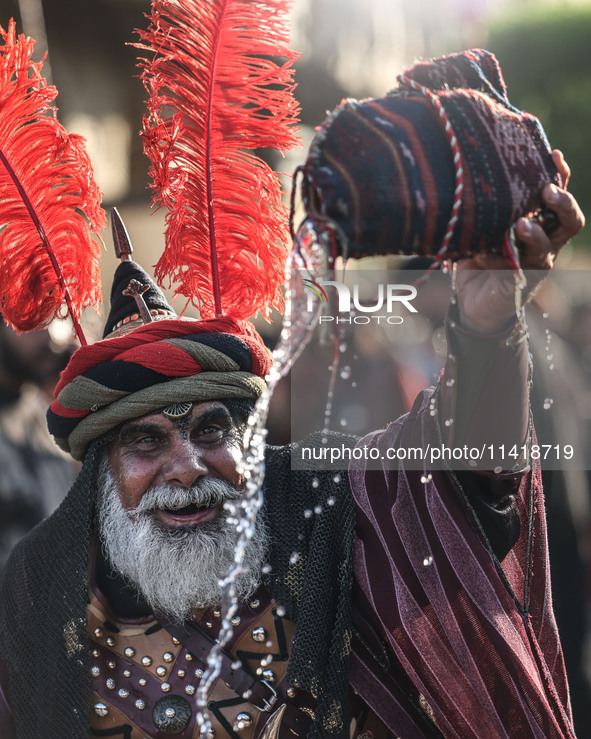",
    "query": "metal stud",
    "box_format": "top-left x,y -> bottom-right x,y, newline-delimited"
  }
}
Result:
287,688 -> 296,698
262,669 -> 276,684
213,610 -> 221,618
233,712 -> 253,731
161,682 -> 171,692
123,670 -> 131,678
249,599 -> 260,609
156,666 -> 167,677
177,668 -> 186,678
106,636 -> 116,647
172,637 -> 180,646
205,621 -> 213,629
195,668 -> 204,678
251,627 -> 267,643
107,660 -> 116,670
135,699 -> 146,710
141,656 -> 152,667
118,688 -> 129,698
124,647 -> 135,658
231,615 -> 241,626
185,653 -> 193,661
185,684 -> 196,696
139,678 -> 147,687
163,652 -> 174,663
91,666 -> 100,678
106,678 -> 115,690
93,628 -> 103,639
92,649 -> 100,658
94,703 -> 108,718
153,695 -> 193,734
